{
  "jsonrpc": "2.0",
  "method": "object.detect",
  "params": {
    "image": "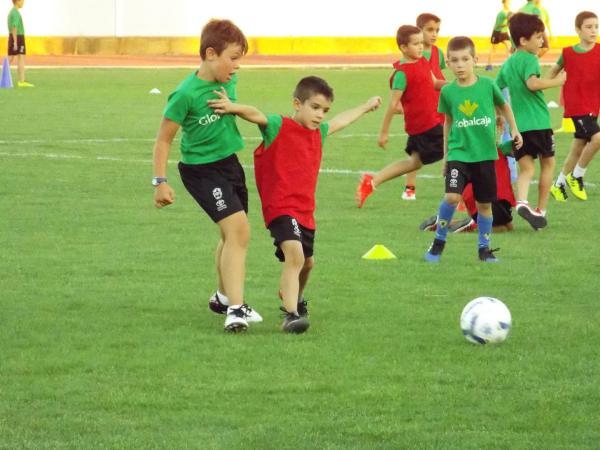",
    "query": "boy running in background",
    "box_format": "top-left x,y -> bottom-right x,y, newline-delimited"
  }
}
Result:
356,25 -> 445,208
152,19 -> 262,333
486,0 -> 513,71
398,13 -> 447,201
496,12 -> 565,230
424,36 -> 522,263
548,11 -> 600,202
209,77 -> 381,333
